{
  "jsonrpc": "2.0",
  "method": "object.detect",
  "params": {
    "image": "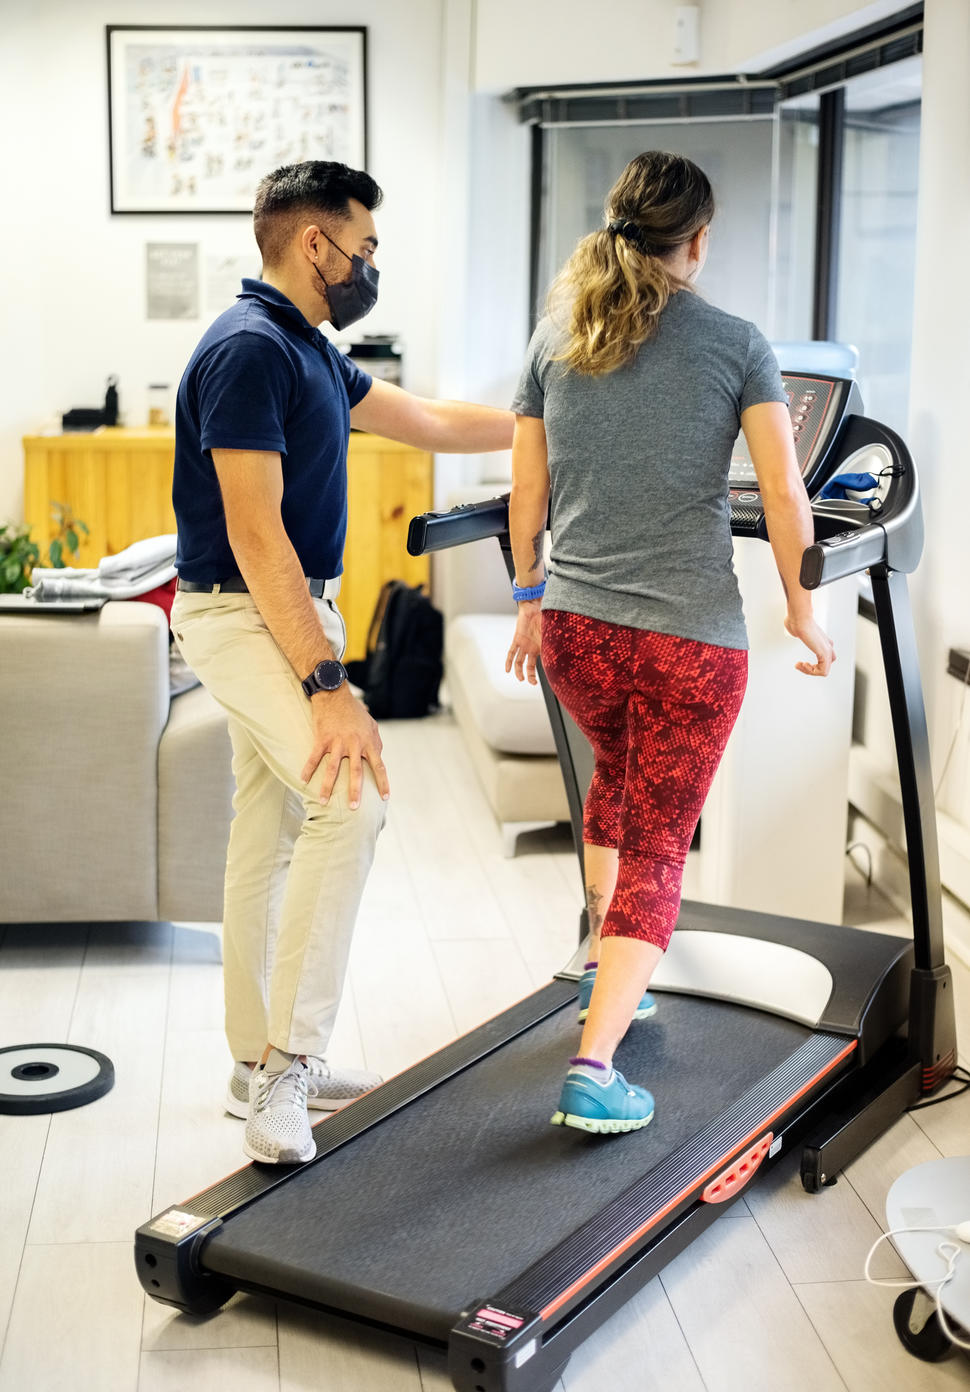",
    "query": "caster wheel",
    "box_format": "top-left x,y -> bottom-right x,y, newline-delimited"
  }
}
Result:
800,1154 -> 821,1193
800,1155 -> 838,1193
893,1289 -> 953,1362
